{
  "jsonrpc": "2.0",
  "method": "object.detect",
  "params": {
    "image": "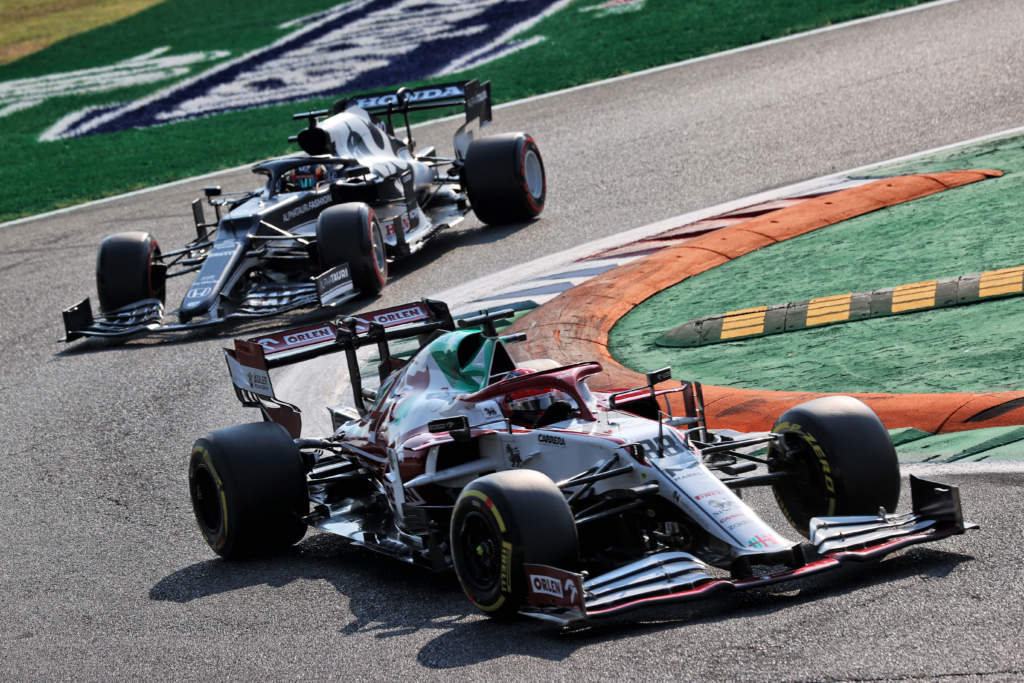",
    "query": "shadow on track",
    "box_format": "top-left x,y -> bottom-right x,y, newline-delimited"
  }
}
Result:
149,533 -> 974,667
